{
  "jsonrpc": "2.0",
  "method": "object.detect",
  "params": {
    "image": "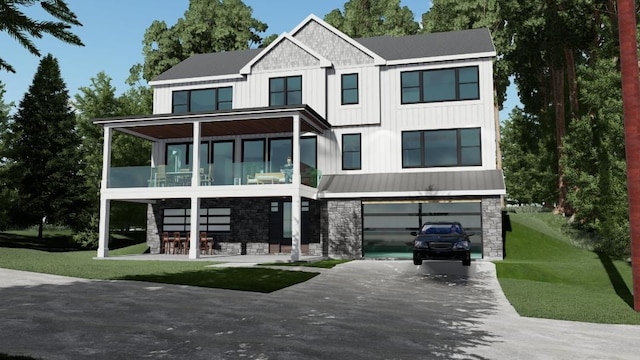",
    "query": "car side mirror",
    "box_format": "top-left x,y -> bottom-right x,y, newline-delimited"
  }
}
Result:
410,231 -> 417,236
